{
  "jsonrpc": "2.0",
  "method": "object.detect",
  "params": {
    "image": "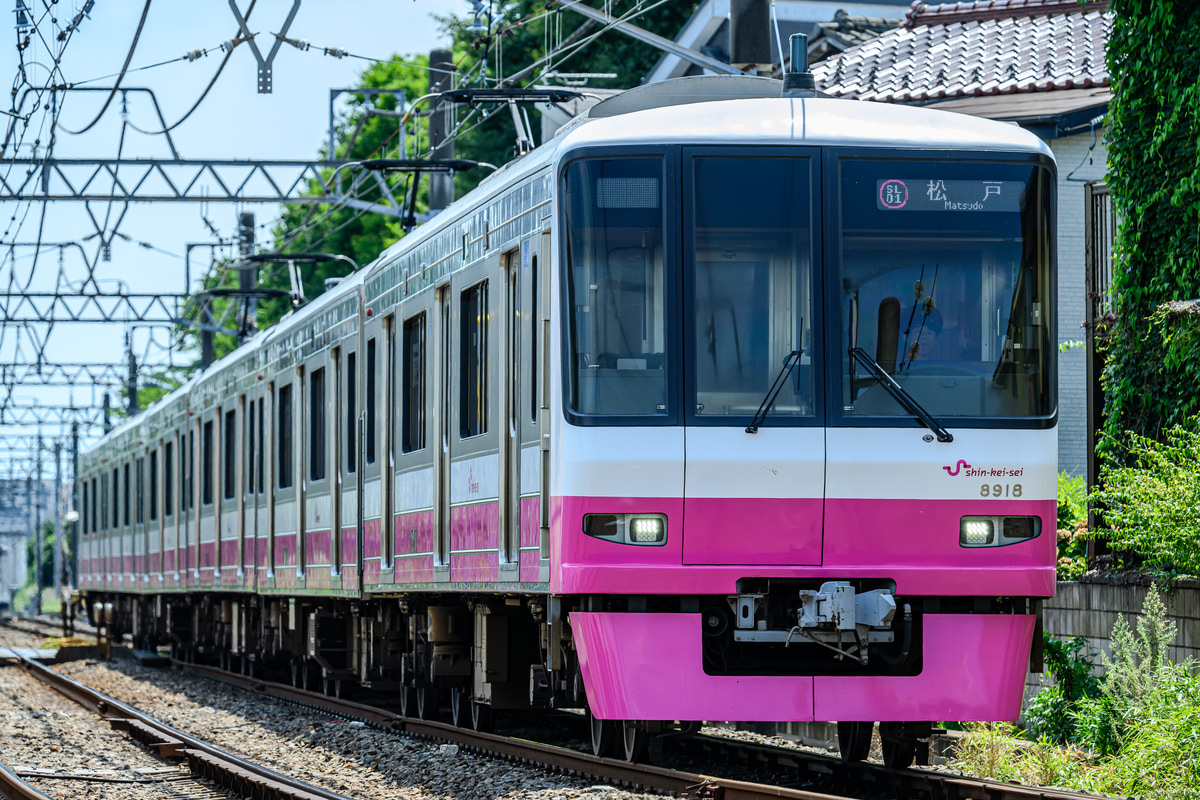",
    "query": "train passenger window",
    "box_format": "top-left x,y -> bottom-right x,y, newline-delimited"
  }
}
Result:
838,160 -> 1054,420
123,463 -> 131,526
531,254 -> 538,423
690,156 -> 815,420
164,443 -> 173,515
310,368 -> 326,481
202,420 -> 214,506
563,157 -> 668,418
112,468 -> 119,527
278,384 -> 294,489
247,400 -> 256,495
257,401 -> 265,494
180,434 -> 187,513
92,477 -> 98,532
460,281 -> 489,437
187,430 -> 195,511
402,315 -> 425,452
224,409 -> 237,500
366,338 -> 376,465
136,458 -> 145,525
346,351 -> 356,472
150,450 -> 158,521
82,482 -> 89,535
